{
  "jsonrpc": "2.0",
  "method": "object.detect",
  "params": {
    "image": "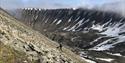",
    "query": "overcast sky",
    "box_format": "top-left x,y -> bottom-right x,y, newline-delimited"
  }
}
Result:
0,0 -> 124,9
